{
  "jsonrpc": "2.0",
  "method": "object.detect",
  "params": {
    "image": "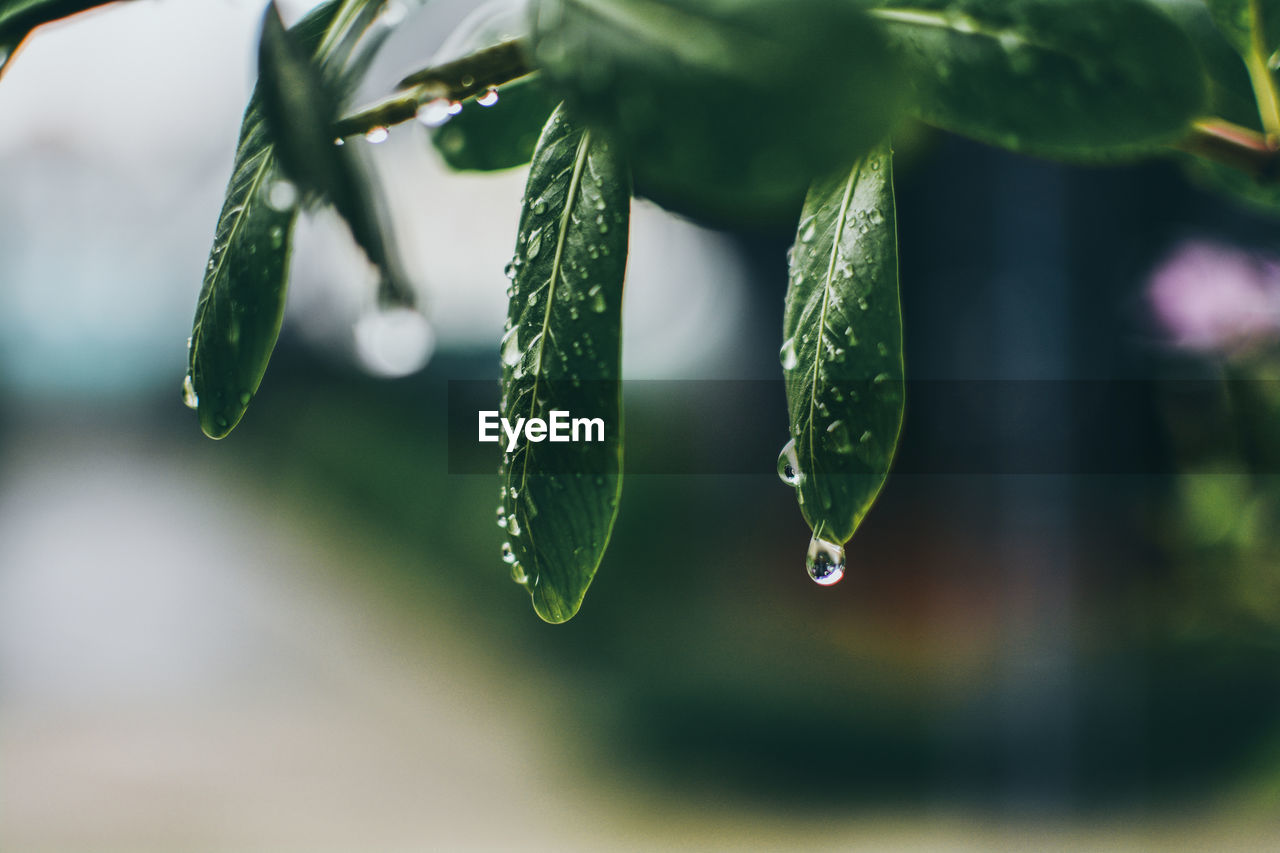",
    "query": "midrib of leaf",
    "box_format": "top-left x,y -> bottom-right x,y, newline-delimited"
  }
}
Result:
802,162 -> 861,516
192,138 -> 273,357
512,128 -> 592,502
